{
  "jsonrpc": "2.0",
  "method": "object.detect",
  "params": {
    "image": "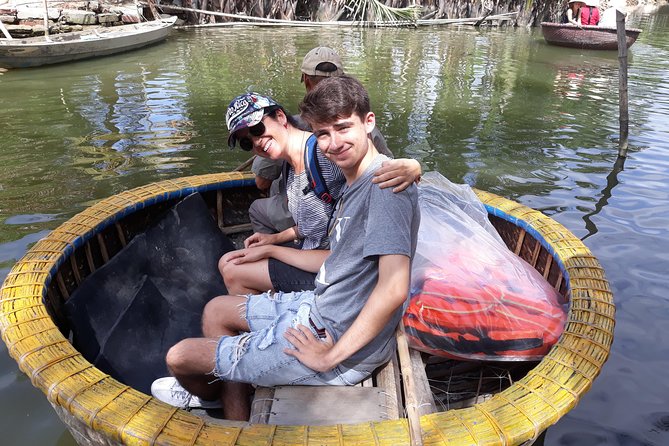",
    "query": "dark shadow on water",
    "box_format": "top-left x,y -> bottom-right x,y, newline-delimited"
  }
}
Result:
581,156 -> 626,241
